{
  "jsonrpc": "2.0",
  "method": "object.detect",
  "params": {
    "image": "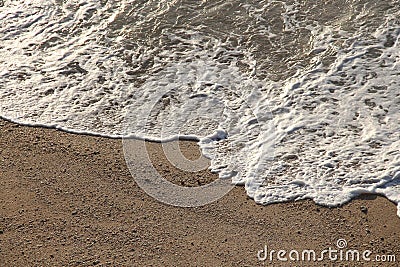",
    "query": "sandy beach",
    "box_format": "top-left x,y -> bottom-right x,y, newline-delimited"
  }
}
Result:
0,119 -> 399,266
